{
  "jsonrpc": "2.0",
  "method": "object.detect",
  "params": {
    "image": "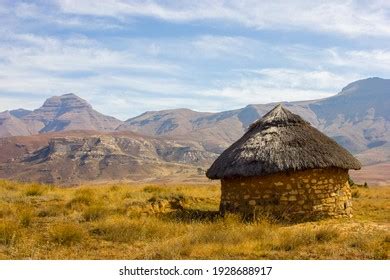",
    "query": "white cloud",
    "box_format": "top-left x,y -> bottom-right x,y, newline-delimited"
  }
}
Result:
197,68 -> 355,106
0,32 -> 180,74
328,49 -> 390,71
10,1 -> 124,30
276,44 -> 390,75
0,29 -> 386,118
243,68 -> 362,91
191,35 -> 257,59
0,2 -> 9,14
14,2 -> 40,18
0,96 -> 43,112
56,0 -> 390,37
